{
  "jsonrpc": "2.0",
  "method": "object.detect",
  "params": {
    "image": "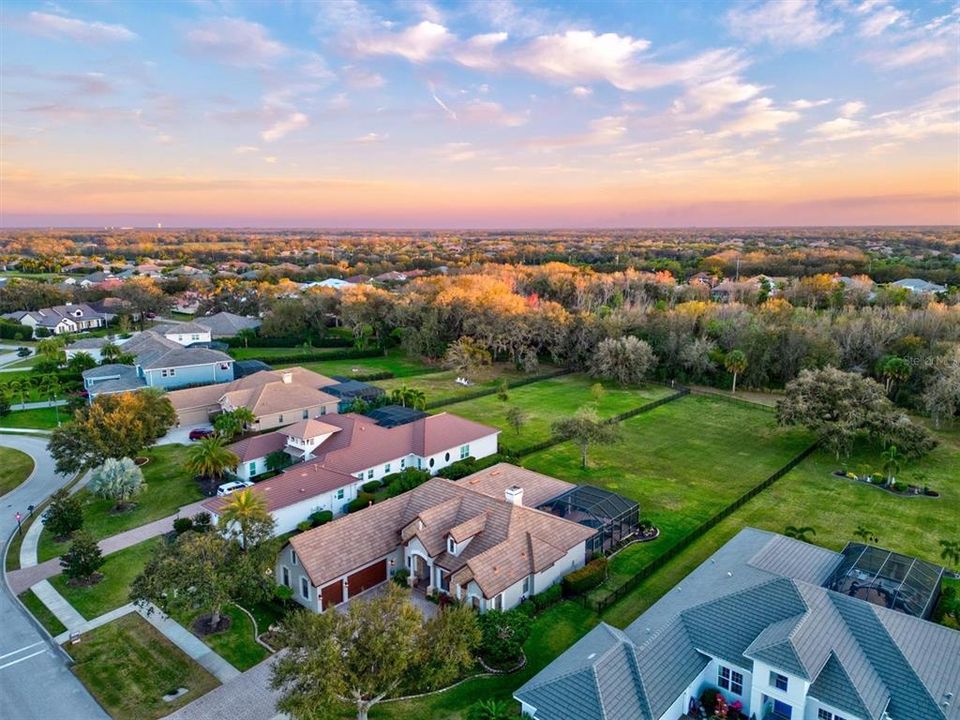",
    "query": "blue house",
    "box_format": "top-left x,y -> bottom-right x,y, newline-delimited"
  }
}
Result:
83,330 -> 234,399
